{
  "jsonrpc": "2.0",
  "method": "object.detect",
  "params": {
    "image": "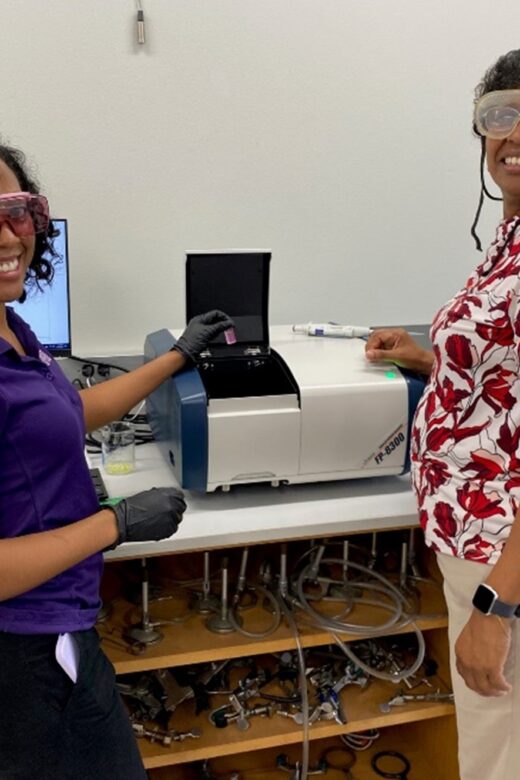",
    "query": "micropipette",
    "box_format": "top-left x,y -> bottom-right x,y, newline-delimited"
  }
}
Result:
292,323 -> 424,338
292,323 -> 372,338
